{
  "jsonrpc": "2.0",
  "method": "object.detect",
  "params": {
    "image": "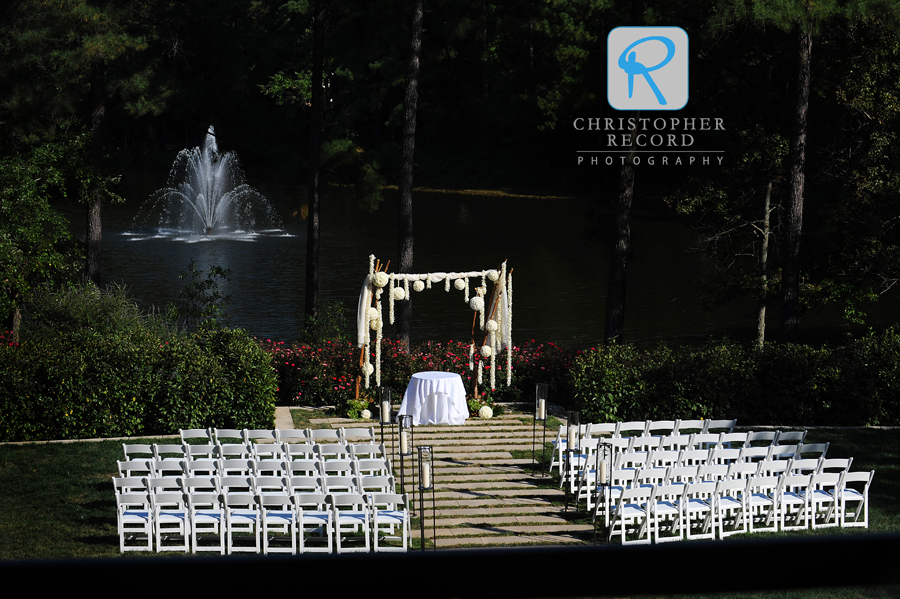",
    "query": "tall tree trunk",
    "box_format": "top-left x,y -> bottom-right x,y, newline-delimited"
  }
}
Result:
87,60 -> 105,287
604,113 -> 638,344
781,27 -> 812,343
396,0 -> 424,352
757,180 -> 772,347
304,0 -> 326,320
